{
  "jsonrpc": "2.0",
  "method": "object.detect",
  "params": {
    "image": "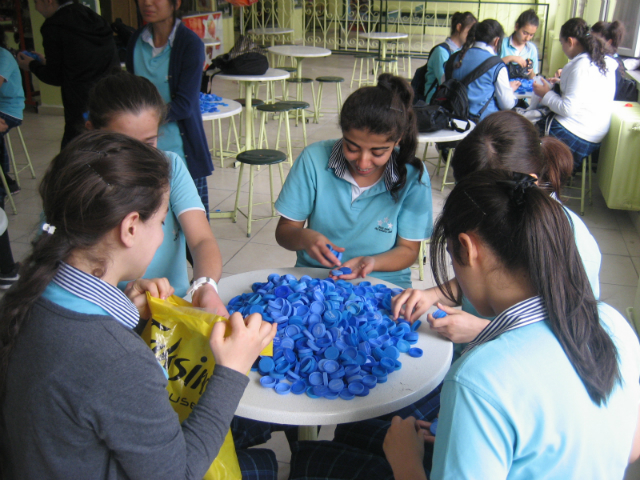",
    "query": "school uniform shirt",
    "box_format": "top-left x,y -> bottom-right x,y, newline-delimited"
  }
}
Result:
117,151 -> 205,297
432,299 -> 640,480
424,37 -> 460,103
0,48 -> 25,120
2,262 -> 248,480
500,35 -> 539,74
540,52 -> 617,143
450,42 -> 516,121
274,139 -> 432,289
